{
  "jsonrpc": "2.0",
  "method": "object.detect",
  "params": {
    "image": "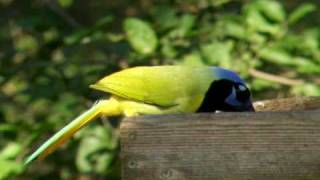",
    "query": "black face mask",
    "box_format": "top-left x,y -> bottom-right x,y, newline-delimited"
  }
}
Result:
197,79 -> 254,113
